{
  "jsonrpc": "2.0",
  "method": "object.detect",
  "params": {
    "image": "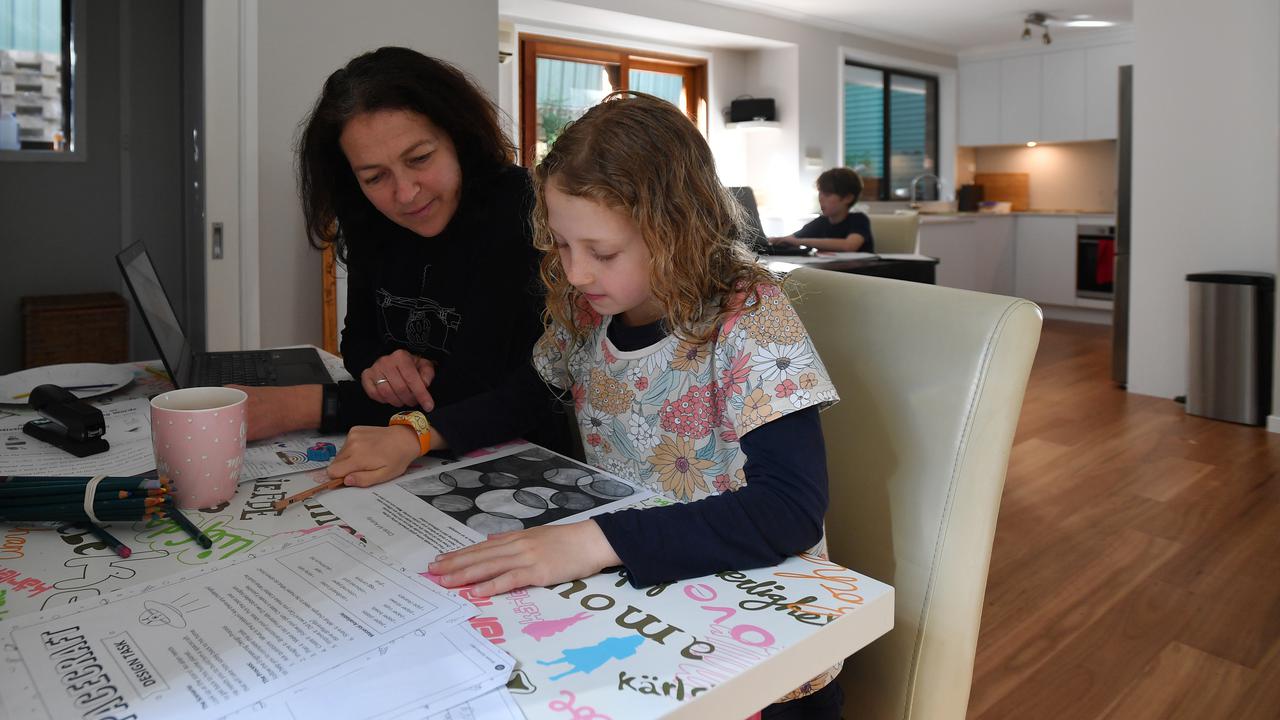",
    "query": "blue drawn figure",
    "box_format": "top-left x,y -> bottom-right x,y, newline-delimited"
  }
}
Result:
538,635 -> 645,681
376,266 -> 462,353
